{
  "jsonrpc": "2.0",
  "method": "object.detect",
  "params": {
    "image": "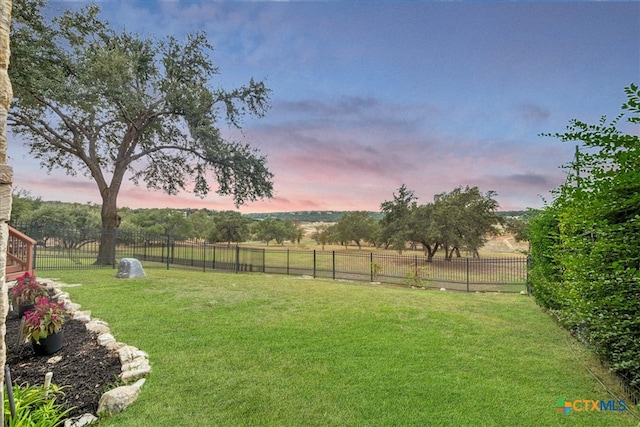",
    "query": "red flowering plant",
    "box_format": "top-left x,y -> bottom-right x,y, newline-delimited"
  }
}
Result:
22,297 -> 68,344
10,272 -> 49,306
